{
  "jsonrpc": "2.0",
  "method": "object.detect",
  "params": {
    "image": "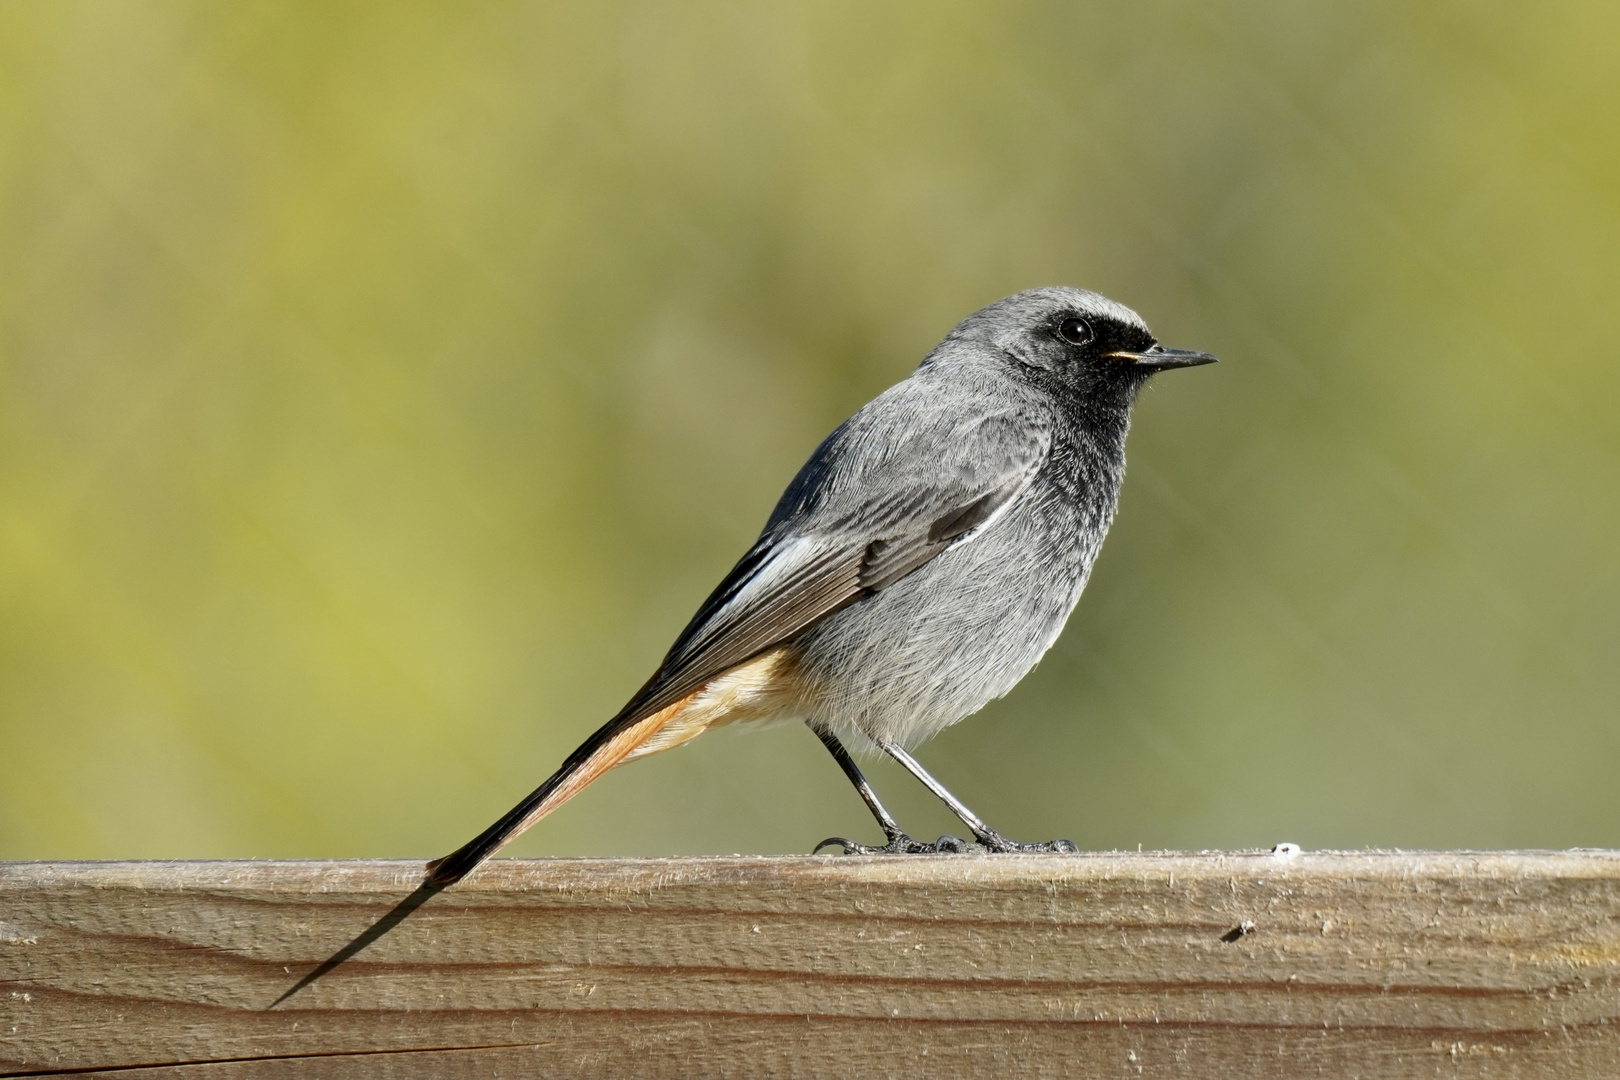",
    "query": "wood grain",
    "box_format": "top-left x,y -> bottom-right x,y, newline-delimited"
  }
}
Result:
2,852 -> 1618,1077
